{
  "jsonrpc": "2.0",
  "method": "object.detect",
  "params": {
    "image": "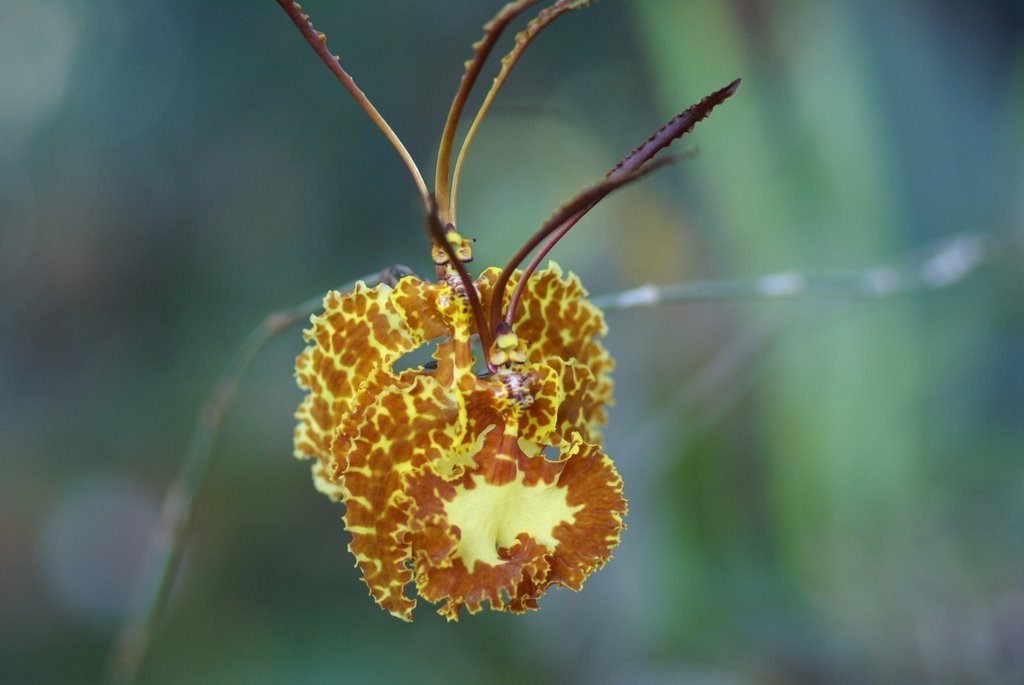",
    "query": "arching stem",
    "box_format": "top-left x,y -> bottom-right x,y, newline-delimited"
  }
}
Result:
608,78 -> 740,180
435,0 -> 542,224
503,78 -> 742,325
103,268 -> 396,685
276,1 -> 430,214
449,0 -> 598,224
505,209 -> 585,324
489,158 -> 673,331
590,233 -> 991,309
